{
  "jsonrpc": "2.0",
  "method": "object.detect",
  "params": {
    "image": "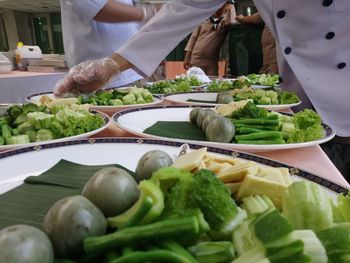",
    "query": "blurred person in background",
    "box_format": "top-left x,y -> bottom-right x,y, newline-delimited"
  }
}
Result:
236,12 -> 278,74
183,1 -> 236,76
60,0 -> 157,89
55,0 -> 350,178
